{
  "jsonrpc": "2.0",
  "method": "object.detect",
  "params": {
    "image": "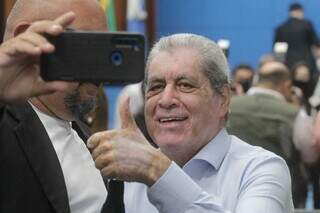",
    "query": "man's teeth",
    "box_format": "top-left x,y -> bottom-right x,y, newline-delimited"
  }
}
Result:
159,117 -> 185,122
